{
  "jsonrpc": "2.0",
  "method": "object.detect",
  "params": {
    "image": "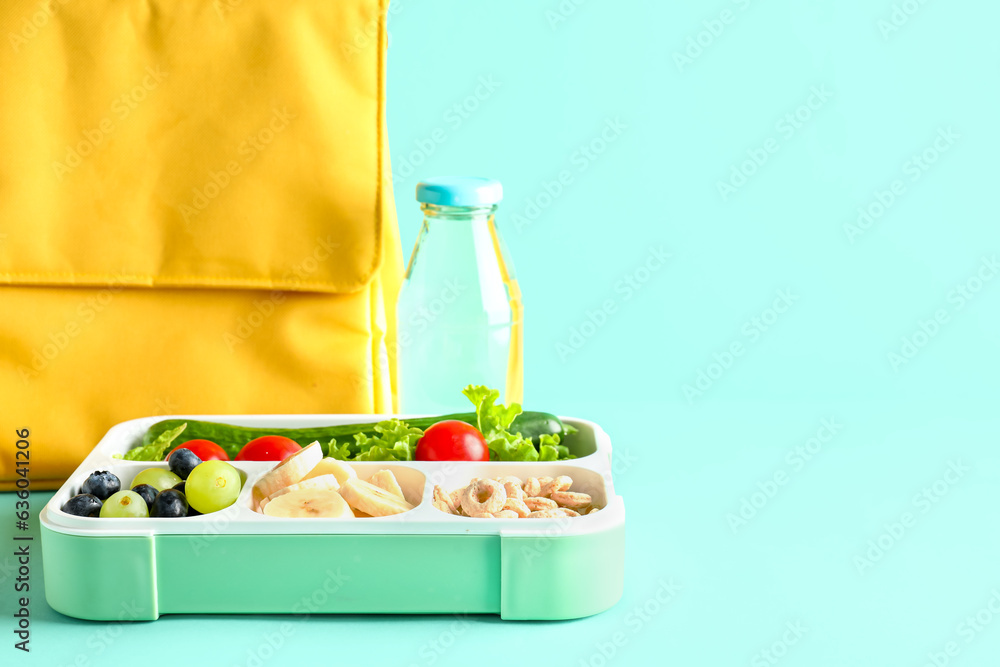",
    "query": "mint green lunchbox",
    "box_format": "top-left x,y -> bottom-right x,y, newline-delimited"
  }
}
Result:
40,415 -> 625,621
